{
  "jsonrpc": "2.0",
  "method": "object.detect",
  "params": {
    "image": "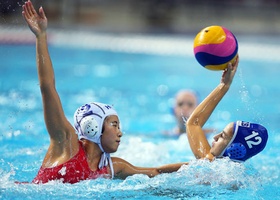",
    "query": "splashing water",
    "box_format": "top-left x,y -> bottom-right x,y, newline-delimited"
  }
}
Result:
0,139 -> 268,200
236,67 -> 264,123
